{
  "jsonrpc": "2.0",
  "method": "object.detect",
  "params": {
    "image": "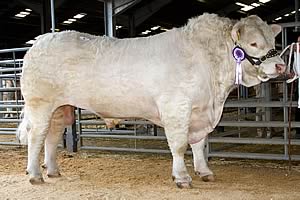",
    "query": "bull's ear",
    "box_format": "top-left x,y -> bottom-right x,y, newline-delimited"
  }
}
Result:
231,22 -> 243,43
270,24 -> 282,37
